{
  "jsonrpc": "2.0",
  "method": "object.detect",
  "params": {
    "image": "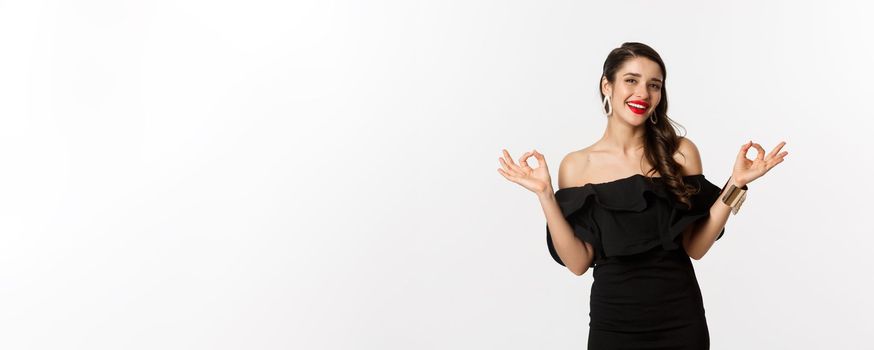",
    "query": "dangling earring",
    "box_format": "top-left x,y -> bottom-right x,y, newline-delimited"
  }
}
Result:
649,111 -> 658,124
602,94 -> 612,116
